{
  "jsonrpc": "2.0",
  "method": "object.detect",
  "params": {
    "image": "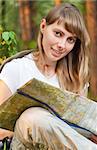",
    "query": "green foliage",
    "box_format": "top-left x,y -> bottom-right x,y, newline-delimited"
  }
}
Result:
0,0 -> 19,33
33,0 -> 55,27
0,26 -> 18,63
28,40 -> 37,49
0,0 -> 20,63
